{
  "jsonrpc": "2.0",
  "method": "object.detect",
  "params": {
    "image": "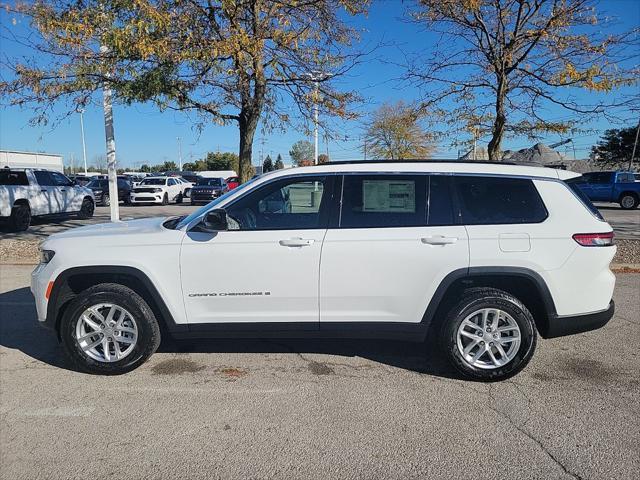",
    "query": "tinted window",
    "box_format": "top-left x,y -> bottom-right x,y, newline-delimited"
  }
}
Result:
583,172 -> 611,184
427,175 -> 454,226
168,178 -> 177,186
117,179 -> 129,188
141,178 -> 166,185
0,170 -> 28,186
226,176 -> 328,230
565,177 -> 604,220
33,171 -> 54,186
617,172 -> 634,183
50,171 -> 73,187
197,177 -> 223,186
452,176 -> 547,224
340,175 -> 427,228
